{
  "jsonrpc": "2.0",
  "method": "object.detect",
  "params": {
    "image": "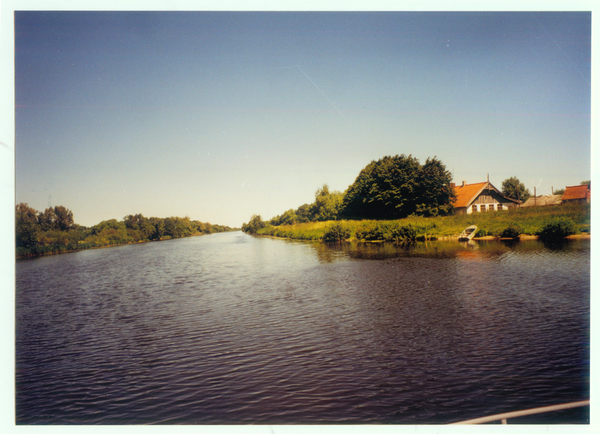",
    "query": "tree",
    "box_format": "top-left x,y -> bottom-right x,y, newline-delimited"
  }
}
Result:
16,203 -> 39,247
54,205 -> 74,231
312,184 -> 345,221
341,155 -> 454,219
16,203 -> 38,225
38,207 -> 57,231
89,219 -> 130,245
280,209 -> 298,225
414,157 -> 456,217
295,203 -> 314,223
91,219 -> 127,236
124,214 -> 146,231
242,215 -> 265,234
165,216 -> 192,238
146,217 -> 165,240
501,177 -> 530,202
163,217 -> 176,237
140,221 -> 157,239
271,209 -> 298,226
